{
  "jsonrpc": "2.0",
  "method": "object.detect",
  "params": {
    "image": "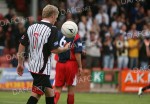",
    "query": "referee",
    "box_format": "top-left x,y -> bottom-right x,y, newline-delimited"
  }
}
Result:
16,5 -> 70,104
